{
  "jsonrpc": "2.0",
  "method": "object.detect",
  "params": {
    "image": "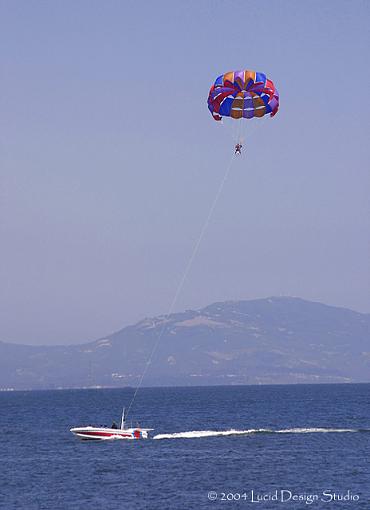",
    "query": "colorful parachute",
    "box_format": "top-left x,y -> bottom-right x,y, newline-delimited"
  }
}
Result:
207,70 -> 279,121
